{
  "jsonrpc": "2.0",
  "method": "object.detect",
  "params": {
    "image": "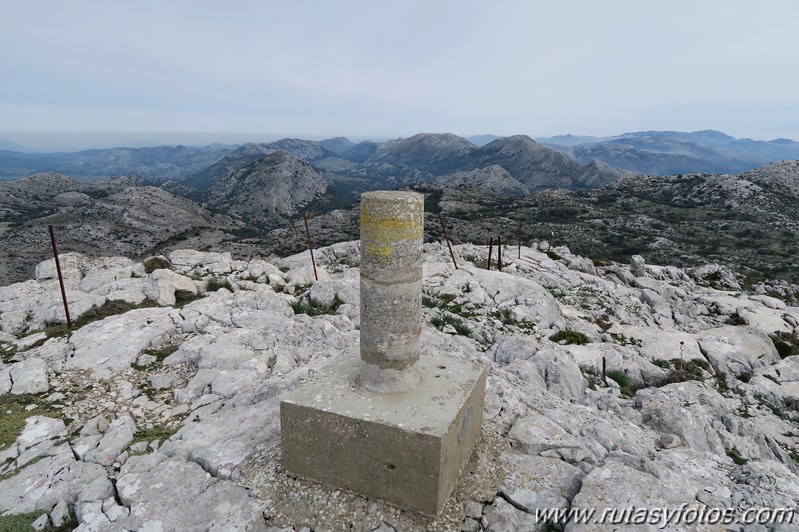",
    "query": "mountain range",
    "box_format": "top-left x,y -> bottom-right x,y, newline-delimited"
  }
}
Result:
2,129 -> 797,184
540,130 -> 799,175
1,130 -> 799,288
